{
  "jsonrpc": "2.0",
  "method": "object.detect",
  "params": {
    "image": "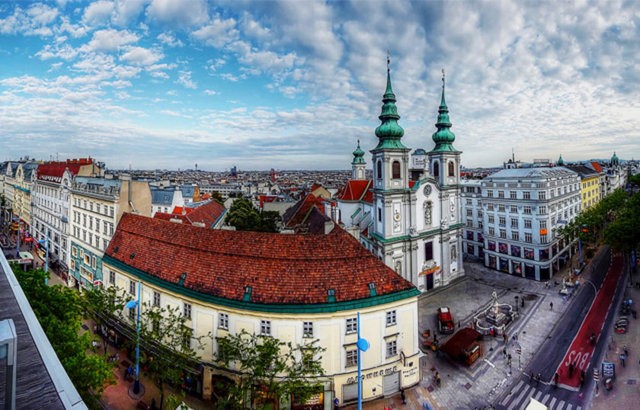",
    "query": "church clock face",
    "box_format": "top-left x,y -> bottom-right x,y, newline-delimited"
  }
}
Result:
423,184 -> 432,195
